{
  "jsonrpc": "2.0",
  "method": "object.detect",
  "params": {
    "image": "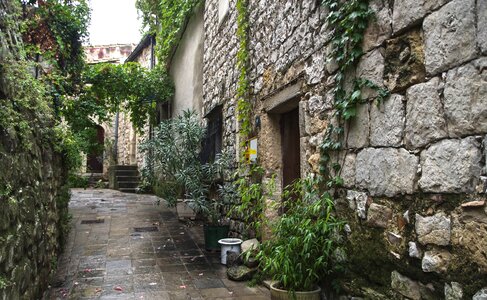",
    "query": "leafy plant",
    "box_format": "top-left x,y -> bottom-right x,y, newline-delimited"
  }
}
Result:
139,110 -> 231,224
224,166 -> 276,239
135,0 -> 200,64
257,176 -> 344,293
